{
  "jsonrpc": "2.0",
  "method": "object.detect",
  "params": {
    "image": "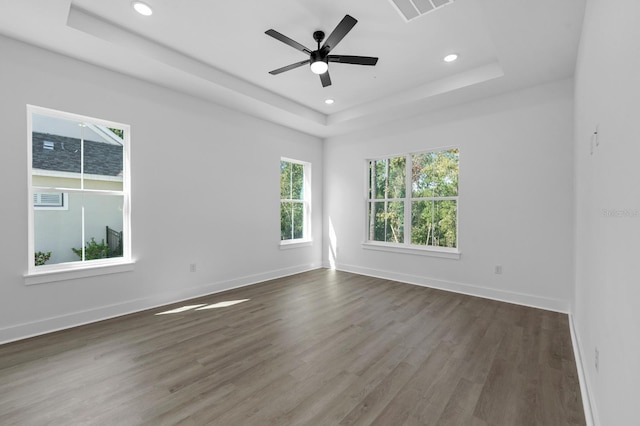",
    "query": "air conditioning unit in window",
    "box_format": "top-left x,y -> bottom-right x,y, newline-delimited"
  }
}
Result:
34,192 -> 64,208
